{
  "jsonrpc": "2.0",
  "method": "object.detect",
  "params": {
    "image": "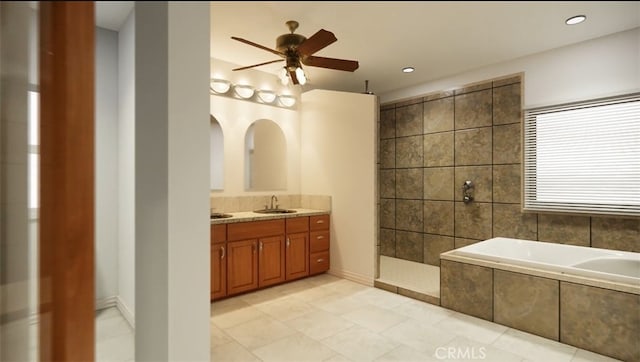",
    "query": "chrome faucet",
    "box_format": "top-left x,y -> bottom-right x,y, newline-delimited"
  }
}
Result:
269,195 -> 278,210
